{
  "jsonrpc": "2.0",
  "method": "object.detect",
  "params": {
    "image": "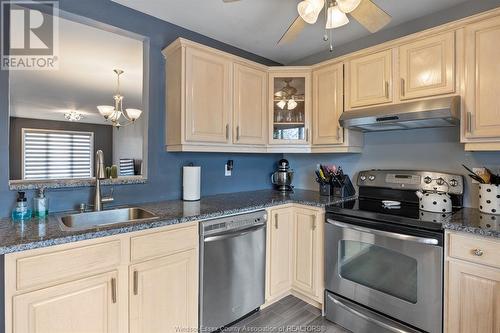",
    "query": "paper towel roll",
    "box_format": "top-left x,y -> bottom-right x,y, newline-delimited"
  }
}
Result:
183,166 -> 201,201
